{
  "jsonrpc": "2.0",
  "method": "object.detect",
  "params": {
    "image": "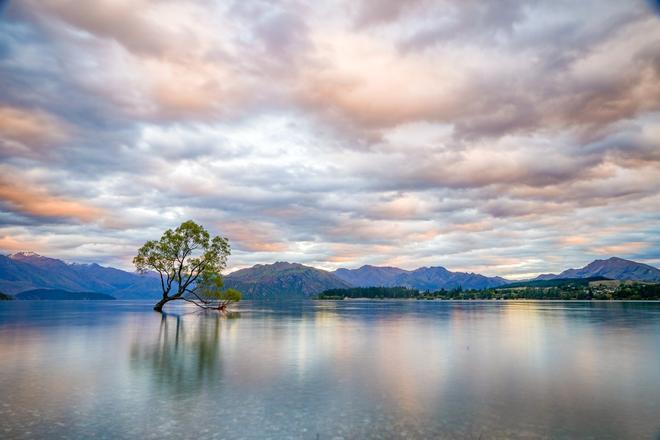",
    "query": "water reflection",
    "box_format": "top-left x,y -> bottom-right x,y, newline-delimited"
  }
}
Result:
130,311 -> 240,394
0,301 -> 658,439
